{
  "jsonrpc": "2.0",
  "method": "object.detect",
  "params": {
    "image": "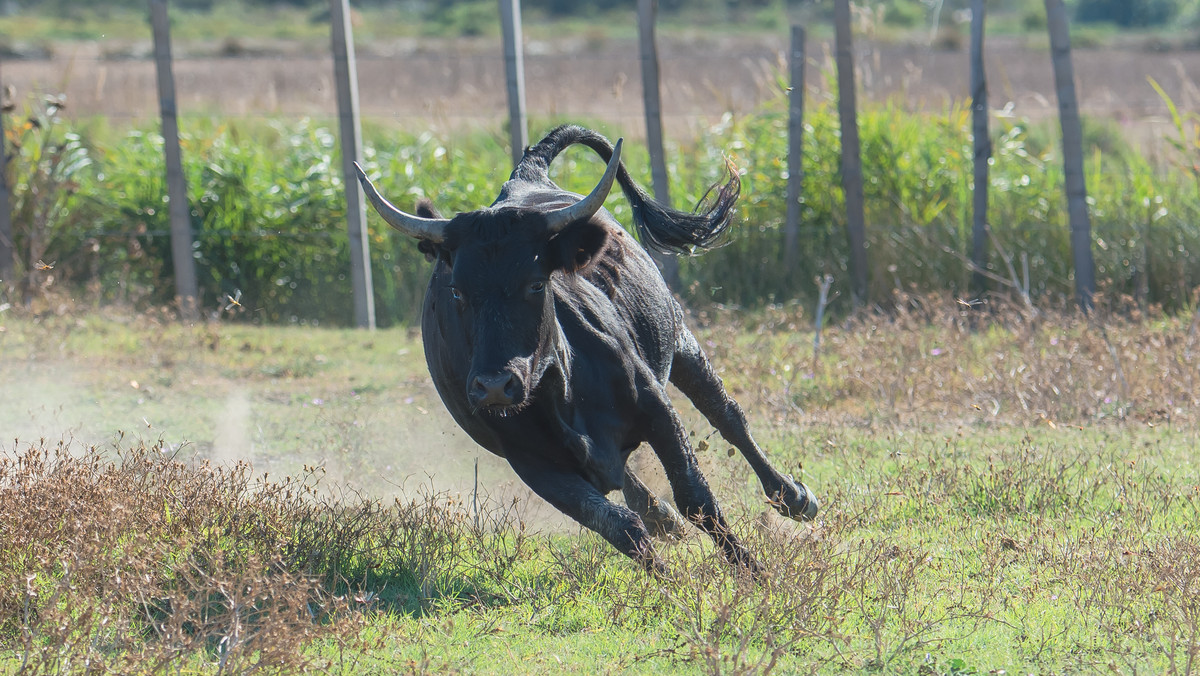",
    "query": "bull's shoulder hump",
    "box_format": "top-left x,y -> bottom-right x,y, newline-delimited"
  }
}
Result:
492,181 -> 581,210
